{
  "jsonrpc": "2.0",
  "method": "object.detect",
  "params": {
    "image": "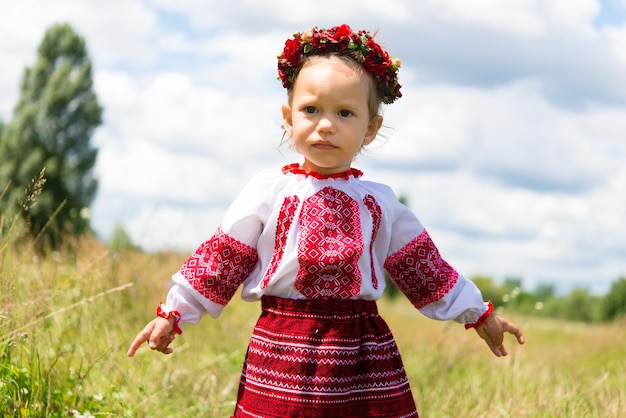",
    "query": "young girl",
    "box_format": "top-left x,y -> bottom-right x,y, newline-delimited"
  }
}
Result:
128,24 -> 525,417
